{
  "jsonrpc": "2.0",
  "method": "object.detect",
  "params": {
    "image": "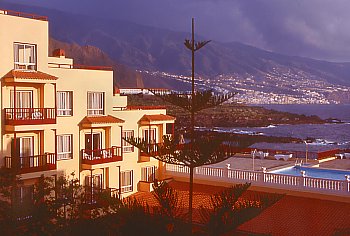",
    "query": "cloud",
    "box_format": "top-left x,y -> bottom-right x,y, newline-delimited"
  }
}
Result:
233,0 -> 350,61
